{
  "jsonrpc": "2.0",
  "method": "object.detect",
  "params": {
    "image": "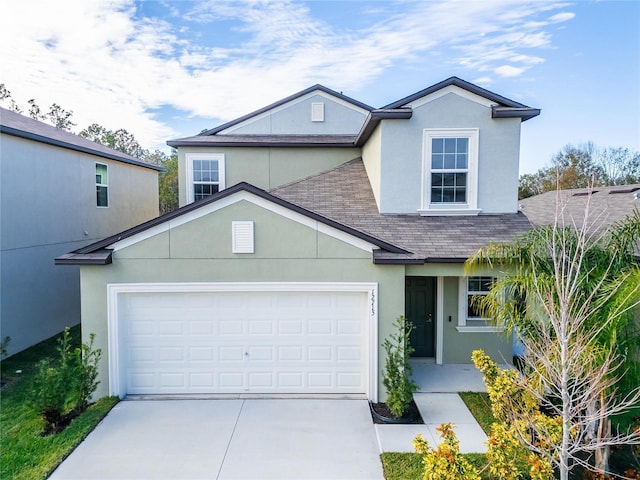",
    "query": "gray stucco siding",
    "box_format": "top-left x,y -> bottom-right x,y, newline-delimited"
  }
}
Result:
80,199 -> 405,399
1,134 -> 159,356
178,147 -> 361,207
377,93 -> 522,215
222,93 -> 367,136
